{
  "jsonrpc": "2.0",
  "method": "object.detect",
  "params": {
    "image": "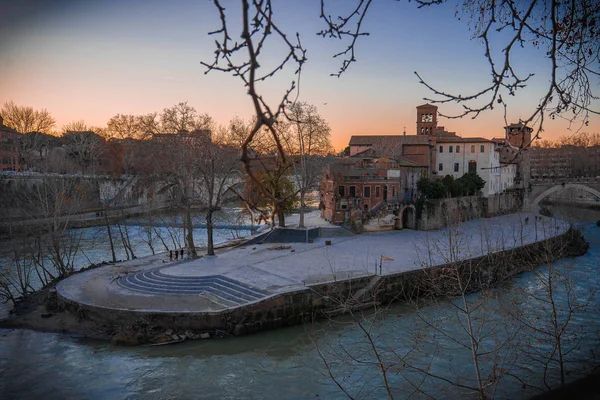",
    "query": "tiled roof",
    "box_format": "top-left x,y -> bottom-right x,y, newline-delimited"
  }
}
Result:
436,136 -> 494,143
349,135 -> 430,146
